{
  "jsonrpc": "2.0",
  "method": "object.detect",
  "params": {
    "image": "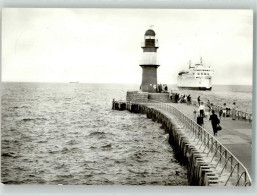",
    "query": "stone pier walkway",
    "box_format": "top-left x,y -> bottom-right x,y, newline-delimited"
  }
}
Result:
170,102 -> 252,175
